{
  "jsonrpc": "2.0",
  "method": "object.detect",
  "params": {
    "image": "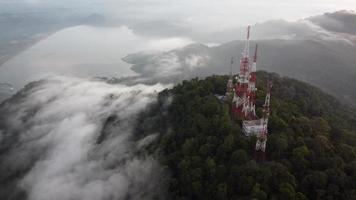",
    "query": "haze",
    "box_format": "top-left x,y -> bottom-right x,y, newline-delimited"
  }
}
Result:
0,0 -> 355,90
3,0 -> 356,27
